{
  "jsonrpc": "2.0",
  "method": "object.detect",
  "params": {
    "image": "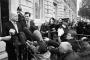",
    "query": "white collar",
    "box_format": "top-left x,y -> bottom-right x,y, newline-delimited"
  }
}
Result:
62,25 -> 66,28
11,21 -> 17,24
